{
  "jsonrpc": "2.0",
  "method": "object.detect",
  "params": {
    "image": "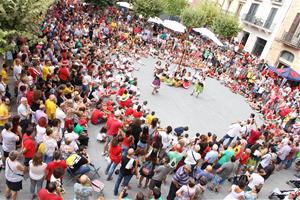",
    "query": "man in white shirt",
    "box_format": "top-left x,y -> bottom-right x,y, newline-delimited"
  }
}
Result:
17,97 -> 31,132
184,145 -> 201,169
220,122 -> 242,147
160,126 -> 173,150
13,58 -> 22,81
247,169 -> 265,191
